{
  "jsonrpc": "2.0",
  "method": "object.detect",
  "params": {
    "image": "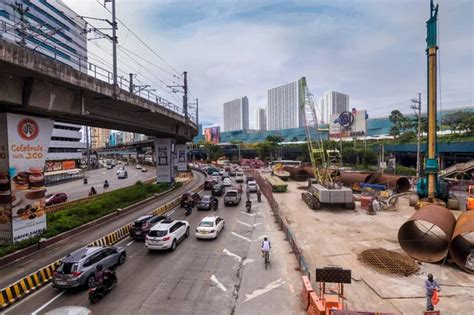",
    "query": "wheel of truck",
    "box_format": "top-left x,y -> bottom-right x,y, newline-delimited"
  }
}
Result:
345,202 -> 355,210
